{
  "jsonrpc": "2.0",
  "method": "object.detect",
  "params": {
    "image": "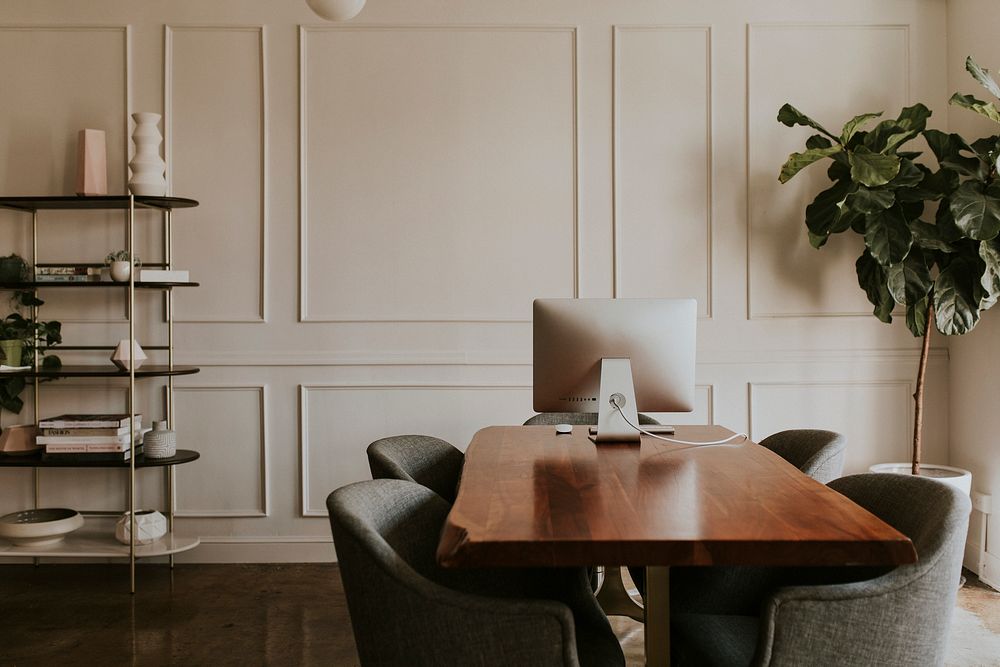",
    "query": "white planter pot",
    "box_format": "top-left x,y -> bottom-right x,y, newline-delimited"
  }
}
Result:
869,462 -> 972,496
109,261 -> 131,282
